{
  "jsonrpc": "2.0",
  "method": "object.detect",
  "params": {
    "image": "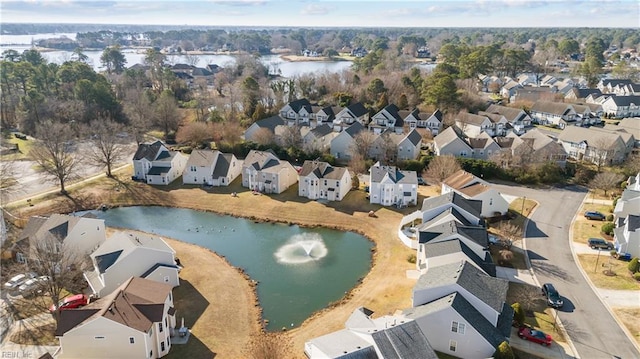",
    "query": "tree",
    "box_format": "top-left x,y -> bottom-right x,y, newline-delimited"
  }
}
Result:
423,71 -> 460,110
280,125 -> 303,149
0,157 -> 19,204
493,341 -> 515,359
511,303 -> 525,327
348,152 -> 367,176
29,121 -> 80,194
590,172 -> 624,197
623,152 -> 640,176
425,155 -> 461,182
100,46 -> 127,74
349,131 -> 377,160
628,257 -> 639,273
176,121 -> 212,148
242,76 -> 260,119
558,38 -> 579,57
497,221 -> 523,249
252,127 -> 275,146
123,89 -> 154,145
84,118 -> 129,177
154,90 -> 181,141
